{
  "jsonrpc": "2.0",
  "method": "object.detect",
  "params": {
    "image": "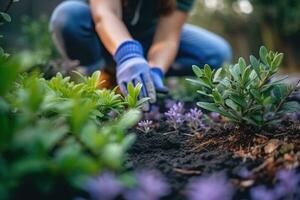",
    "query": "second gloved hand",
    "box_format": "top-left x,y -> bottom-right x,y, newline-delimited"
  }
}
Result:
150,67 -> 169,94
114,40 -> 156,104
